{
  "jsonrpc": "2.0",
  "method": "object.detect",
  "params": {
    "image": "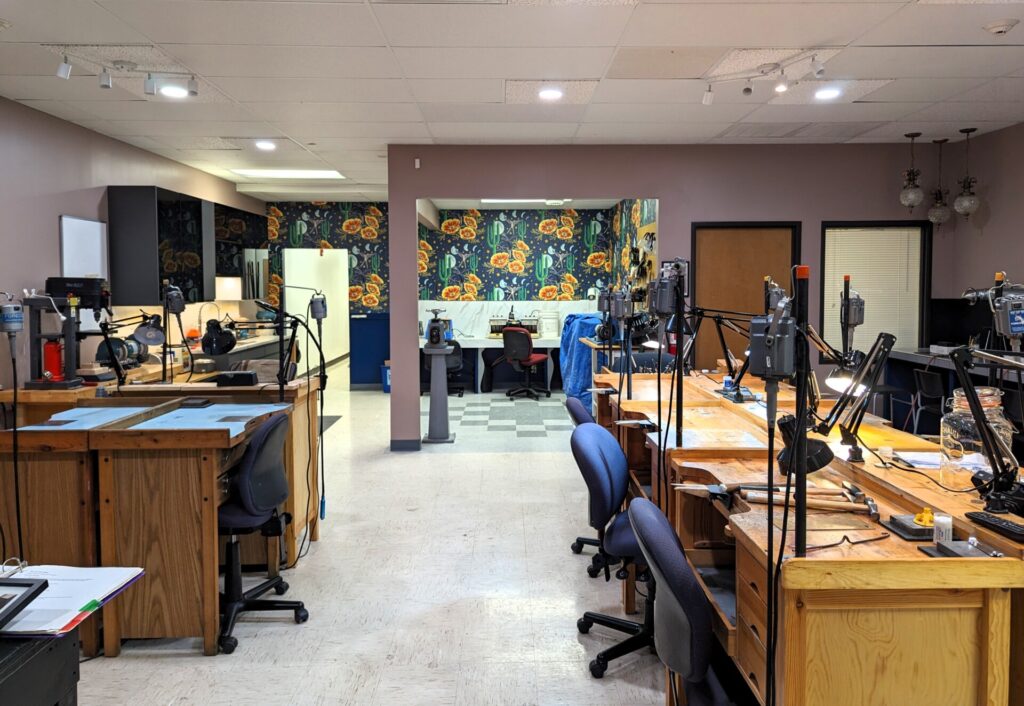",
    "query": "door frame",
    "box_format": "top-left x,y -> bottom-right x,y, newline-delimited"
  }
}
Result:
690,221 -> 803,302
819,220 -> 933,352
